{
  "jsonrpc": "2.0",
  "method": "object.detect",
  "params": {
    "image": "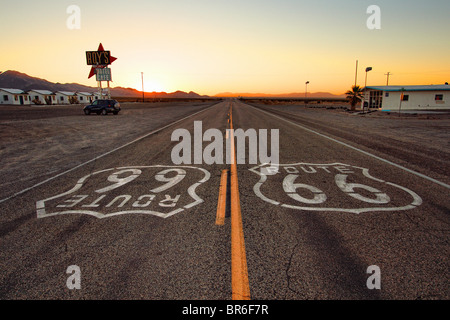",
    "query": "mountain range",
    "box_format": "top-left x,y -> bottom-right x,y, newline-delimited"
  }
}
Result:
0,70 -> 209,99
214,91 -> 345,98
0,70 -> 345,99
